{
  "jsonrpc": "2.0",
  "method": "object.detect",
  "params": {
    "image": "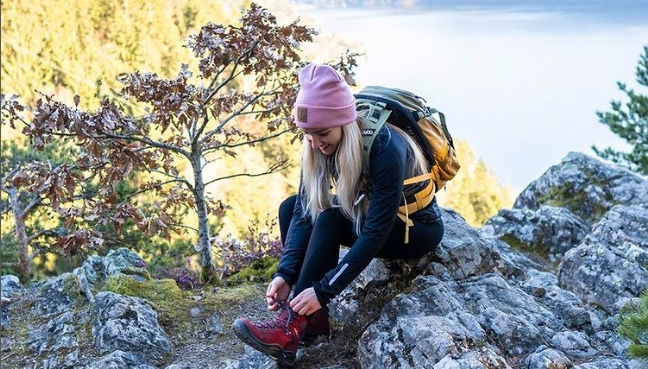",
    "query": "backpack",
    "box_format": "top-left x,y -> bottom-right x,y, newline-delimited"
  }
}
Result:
355,86 -> 460,241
